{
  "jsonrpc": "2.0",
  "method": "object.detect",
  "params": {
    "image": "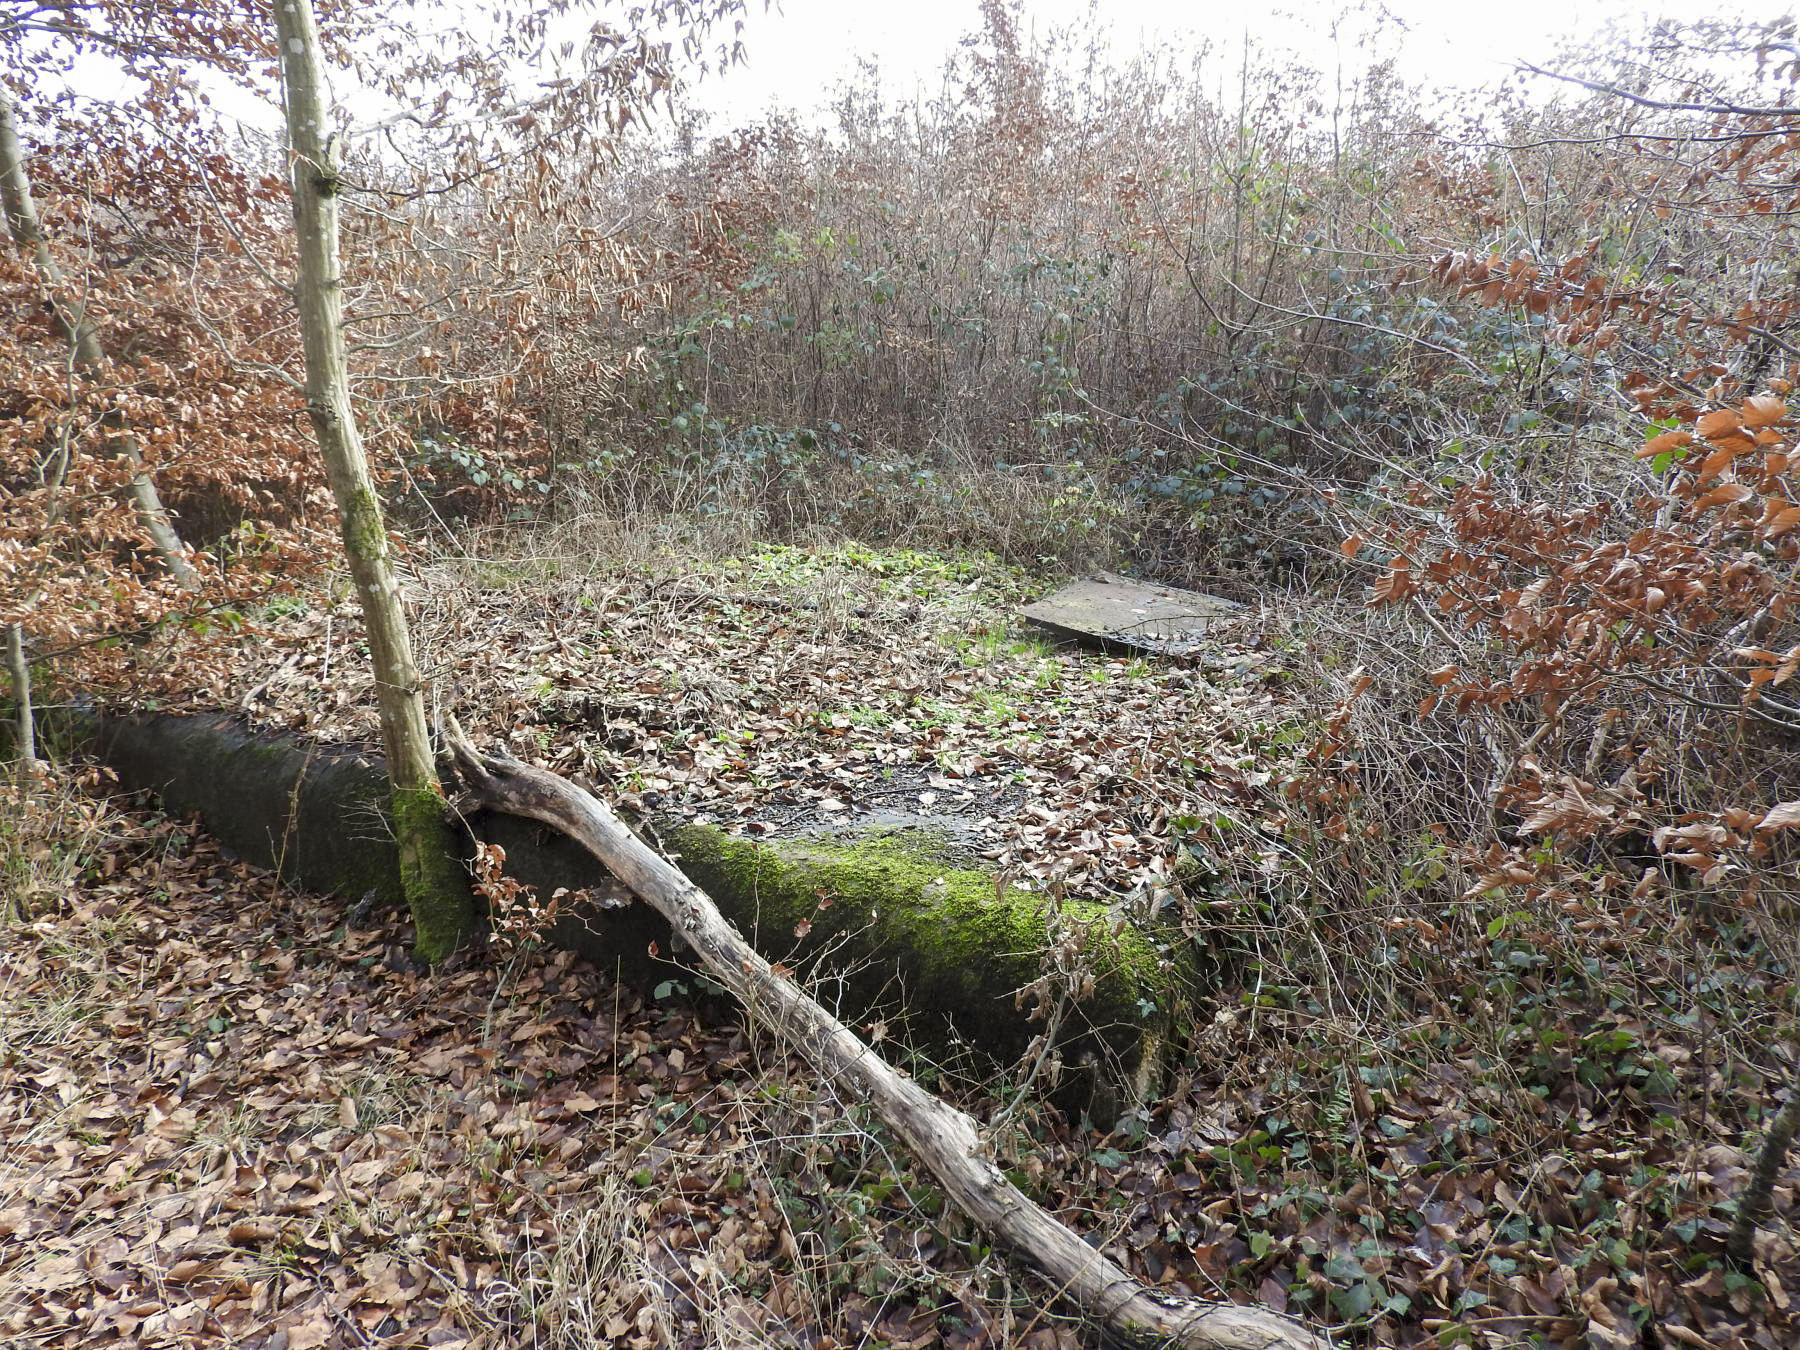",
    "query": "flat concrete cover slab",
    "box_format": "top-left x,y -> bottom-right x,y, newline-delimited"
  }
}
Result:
1021,571 -> 1245,655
